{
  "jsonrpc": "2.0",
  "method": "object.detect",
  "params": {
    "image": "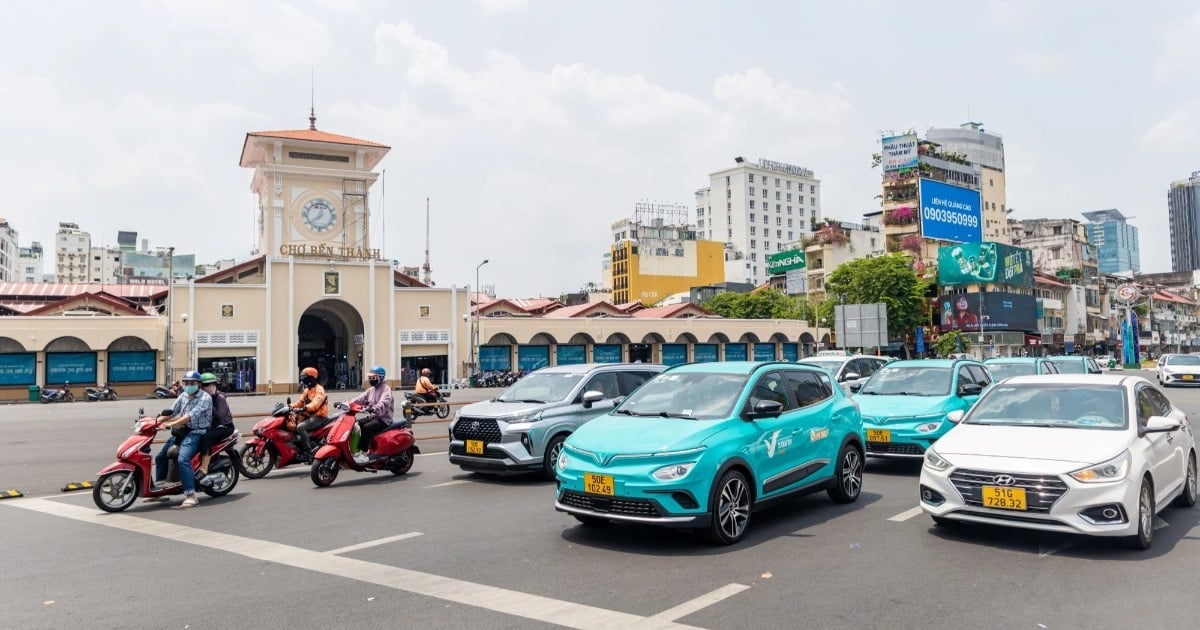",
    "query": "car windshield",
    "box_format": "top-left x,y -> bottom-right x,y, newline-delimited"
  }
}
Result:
1169,355 -> 1200,366
494,372 -> 584,403
985,363 -> 1038,381
964,384 -> 1128,430
858,366 -> 950,396
1046,358 -> 1086,374
797,358 -> 845,370
615,372 -> 748,420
